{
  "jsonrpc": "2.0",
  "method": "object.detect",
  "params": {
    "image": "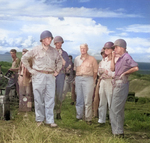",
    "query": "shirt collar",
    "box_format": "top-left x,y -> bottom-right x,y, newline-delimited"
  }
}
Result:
12,57 -> 17,62
41,44 -> 50,51
80,54 -> 89,61
119,52 -> 128,59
